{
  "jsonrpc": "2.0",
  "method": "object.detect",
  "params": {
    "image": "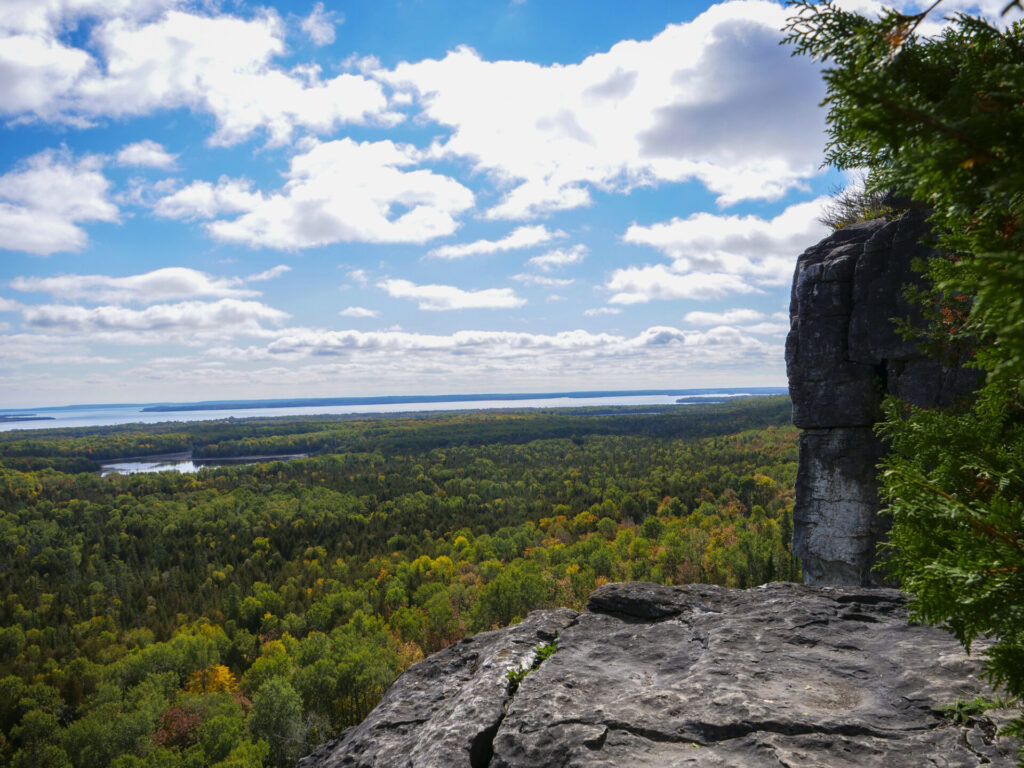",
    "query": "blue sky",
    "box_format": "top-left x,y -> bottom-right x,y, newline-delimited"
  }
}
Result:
0,0 -> 997,407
